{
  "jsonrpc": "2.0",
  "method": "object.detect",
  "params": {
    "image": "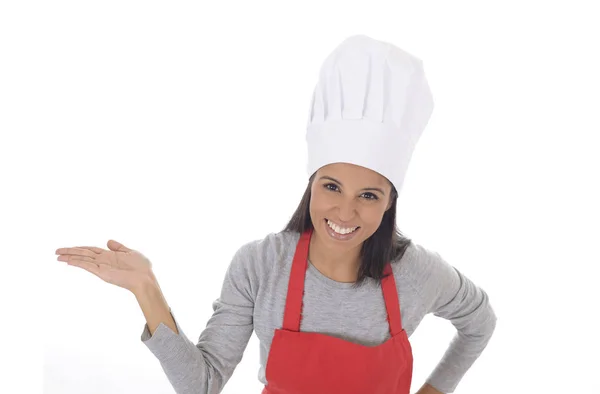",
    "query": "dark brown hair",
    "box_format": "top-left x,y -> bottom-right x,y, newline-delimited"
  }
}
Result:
280,171 -> 412,287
